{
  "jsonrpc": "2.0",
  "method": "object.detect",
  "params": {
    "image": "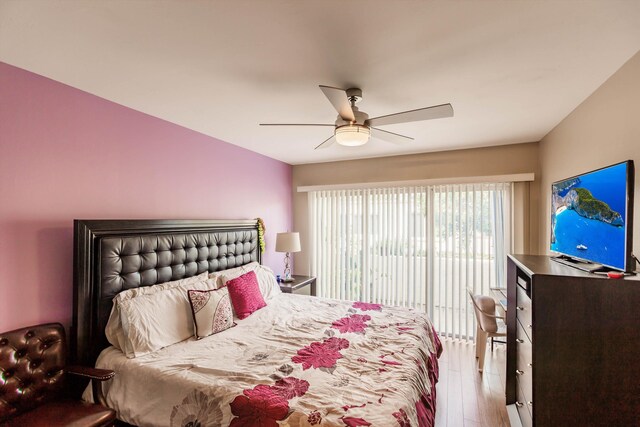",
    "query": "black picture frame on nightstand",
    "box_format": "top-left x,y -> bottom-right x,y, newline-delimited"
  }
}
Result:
278,275 -> 316,296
